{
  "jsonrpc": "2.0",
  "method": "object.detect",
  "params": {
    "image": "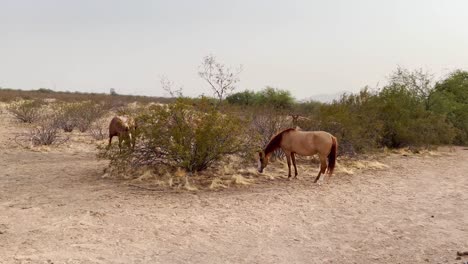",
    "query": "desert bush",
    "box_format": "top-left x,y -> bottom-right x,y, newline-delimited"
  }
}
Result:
319,89 -> 384,154
89,120 -> 109,140
75,102 -> 107,132
54,101 -> 107,132
249,106 -> 292,159
376,84 -> 455,147
318,84 -> 455,153
14,116 -> 68,147
102,98 -> 254,174
7,99 -> 44,123
250,107 -> 291,146
29,122 -> 61,146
